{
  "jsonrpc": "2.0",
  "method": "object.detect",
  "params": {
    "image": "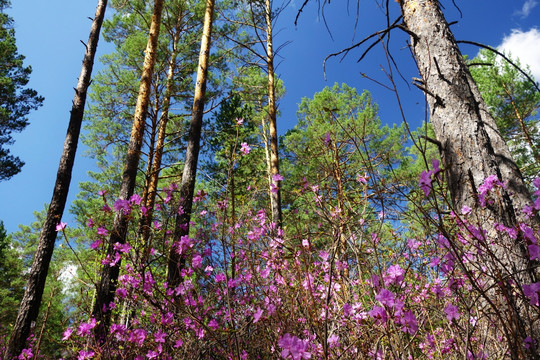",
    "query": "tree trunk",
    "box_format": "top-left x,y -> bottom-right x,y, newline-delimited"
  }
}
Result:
167,0 -> 215,289
138,9 -> 184,254
400,0 -> 538,356
91,0 -> 164,343
4,1 -> 107,357
265,0 -> 283,230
